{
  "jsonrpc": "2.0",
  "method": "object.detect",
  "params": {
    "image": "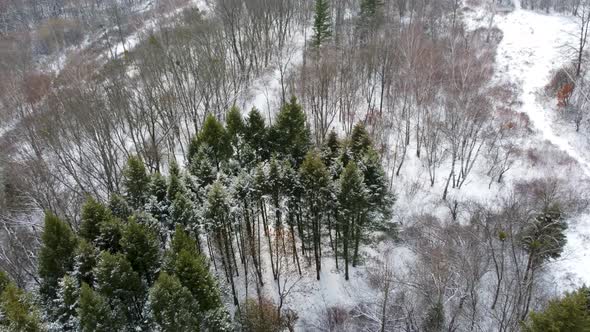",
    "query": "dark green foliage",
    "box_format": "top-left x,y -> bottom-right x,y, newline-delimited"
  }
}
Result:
361,148 -> 392,221
78,283 -> 124,332
150,172 -> 168,203
521,204 -> 567,264
359,0 -> 384,36
167,170 -> 184,202
0,283 -> 43,332
350,123 -> 372,159
189,146 -> 217,187
73,239 -> 97,286
300,151 -> 331,193
423,301 -> 444,332
245,108 -> 268,161
123,156 -> 150,209
121,219 -> 160,283
339,162 -> 367,215
0,270 -> 10,295
337,161 -> 366,280
53,274 -> 79,331
94,252 -> 144,325
96,217 -> 124,253
226,106 -> 245,141
312,0 -> 332,48
149,272 -> 200,332
173,250 -> 222,312
170,193 -> 197,232
192,114 -> 232,168
322,130 -> 341,168
270,97 -> 311,166
522,287 -> 590,332
79,197 -> 112,243
39,212 -> 78,301
108,194 -> 131,221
